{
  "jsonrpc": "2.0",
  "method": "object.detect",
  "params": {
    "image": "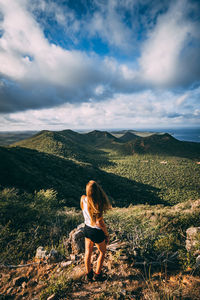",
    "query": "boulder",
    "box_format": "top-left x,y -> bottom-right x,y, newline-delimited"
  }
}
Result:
47,249 -> 62,262
186,227 -> 200,252
35,247 -> 62,262
60,261 -> 73,268
64,223 -> 85,254
35,246 -> 48,259
196,255 -> 200,268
